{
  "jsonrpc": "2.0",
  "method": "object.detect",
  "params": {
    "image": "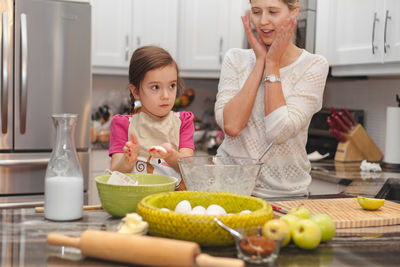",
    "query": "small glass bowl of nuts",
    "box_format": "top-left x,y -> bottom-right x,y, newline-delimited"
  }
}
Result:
234,226 -> 284,264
